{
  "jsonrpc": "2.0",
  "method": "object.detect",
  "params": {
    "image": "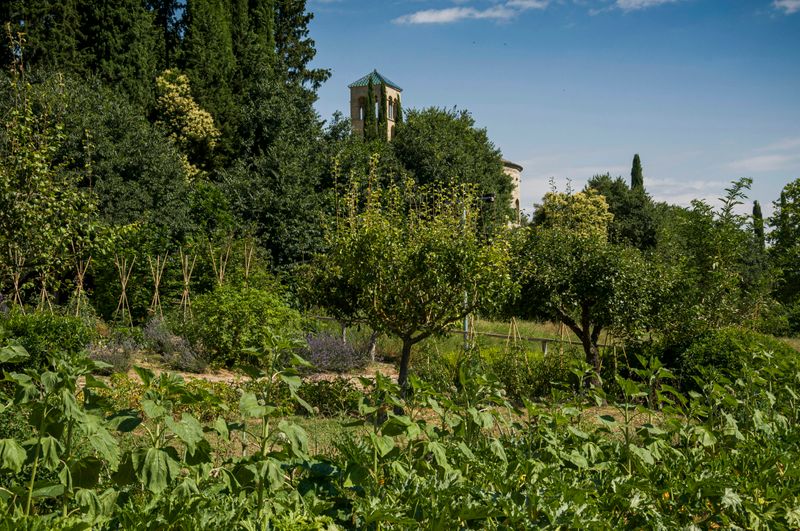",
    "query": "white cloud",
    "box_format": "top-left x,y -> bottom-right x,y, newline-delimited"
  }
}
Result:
773,0 -> 800,14
614,0 -> 681,12
728,154 -> 800,173
394,0 -> 548,25
728,136 -> 800,173
394,6 -> 516,24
